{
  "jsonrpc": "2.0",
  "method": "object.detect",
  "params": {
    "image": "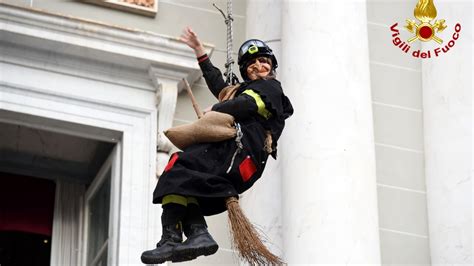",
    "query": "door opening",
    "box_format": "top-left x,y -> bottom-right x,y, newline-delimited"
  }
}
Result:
0,174 -> 56,266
